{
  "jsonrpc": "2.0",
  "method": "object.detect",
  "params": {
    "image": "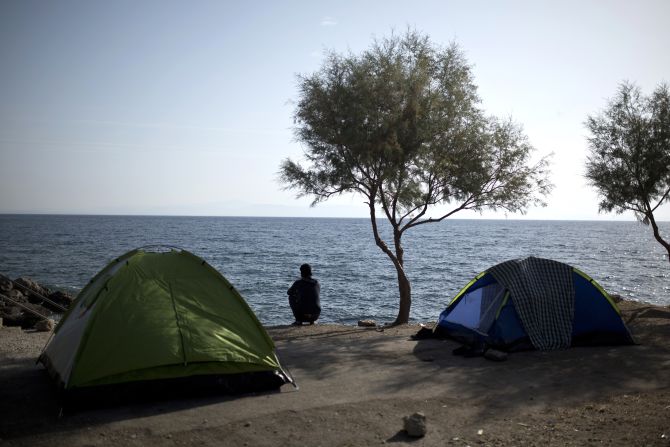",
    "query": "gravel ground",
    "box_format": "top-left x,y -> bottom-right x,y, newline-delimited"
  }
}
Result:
1,299 -> 669,446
